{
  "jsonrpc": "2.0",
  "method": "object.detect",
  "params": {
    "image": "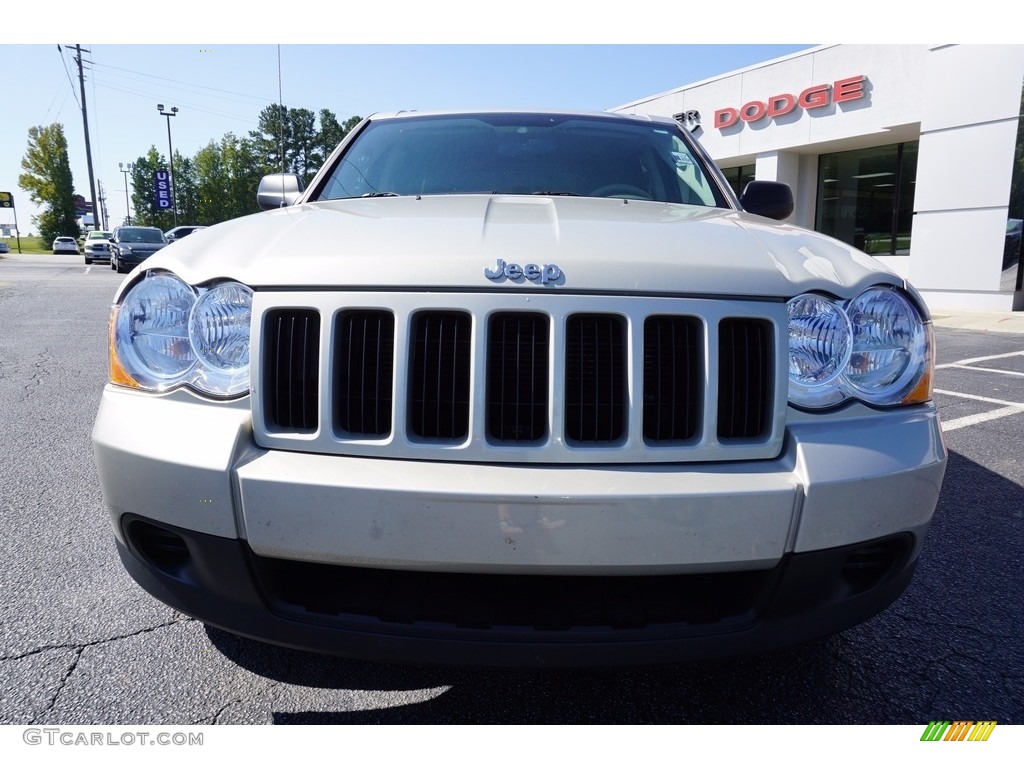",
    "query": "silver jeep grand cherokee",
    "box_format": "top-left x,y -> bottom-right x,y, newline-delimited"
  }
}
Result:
92,110 -> 947,666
